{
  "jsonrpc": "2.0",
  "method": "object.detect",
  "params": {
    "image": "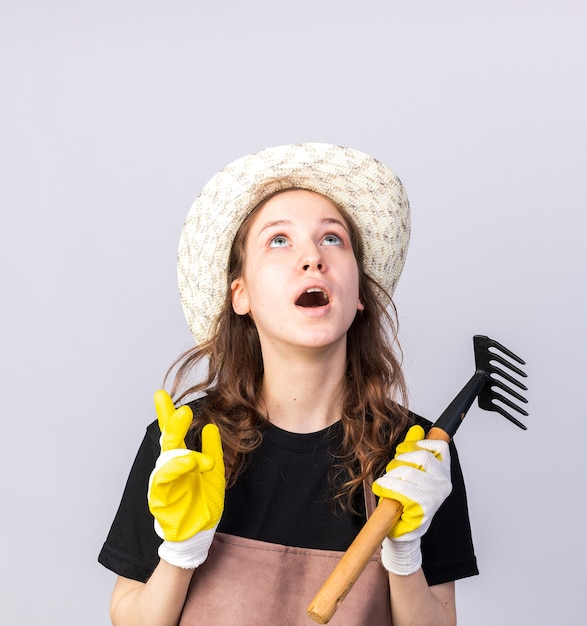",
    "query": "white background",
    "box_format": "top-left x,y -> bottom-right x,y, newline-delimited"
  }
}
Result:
2,1 -> 585,624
